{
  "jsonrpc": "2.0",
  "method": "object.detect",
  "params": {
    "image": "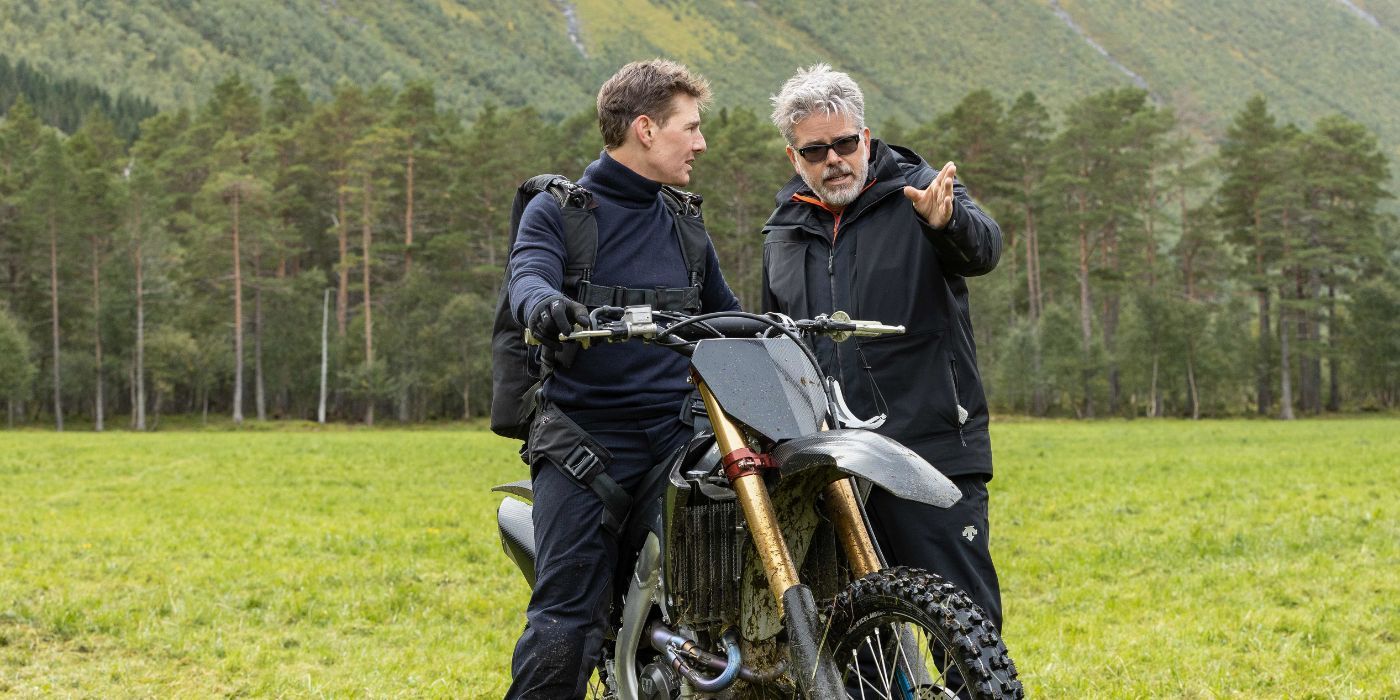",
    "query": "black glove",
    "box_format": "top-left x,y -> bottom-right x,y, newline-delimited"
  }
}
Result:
529,295 -> 589,350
